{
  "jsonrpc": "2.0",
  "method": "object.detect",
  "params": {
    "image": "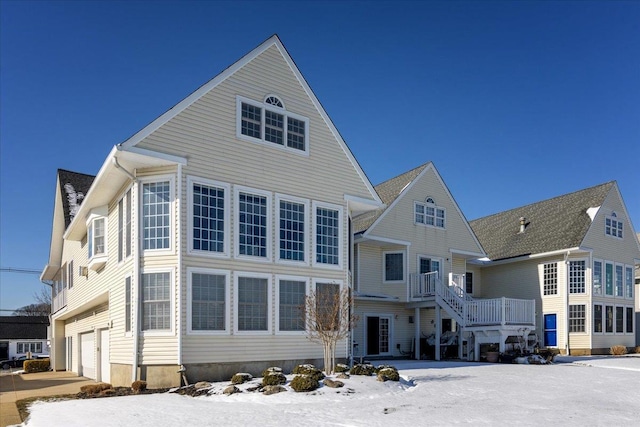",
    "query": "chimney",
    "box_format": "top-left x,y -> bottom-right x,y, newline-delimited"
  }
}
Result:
519,217 -> 526,233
